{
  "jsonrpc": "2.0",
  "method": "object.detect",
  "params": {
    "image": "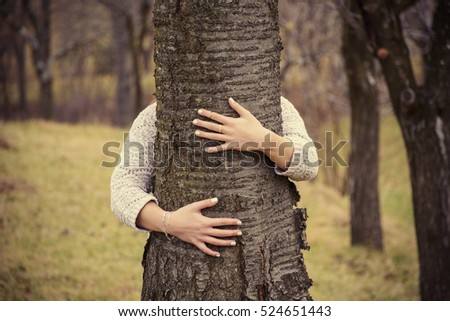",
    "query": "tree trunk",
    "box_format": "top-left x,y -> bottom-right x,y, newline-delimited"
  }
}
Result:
138,0 -> 153,77
125,15 -> 143,118
141,0 -> 312,301
359,0 -> 450,300
342,0 -> 383,250
14,35 -> 27,117
40,77 -> 52,120
38,0 -> 52,119
111,9 -> 133,126
21,0 -> 53,119
0,49 -> 11,119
